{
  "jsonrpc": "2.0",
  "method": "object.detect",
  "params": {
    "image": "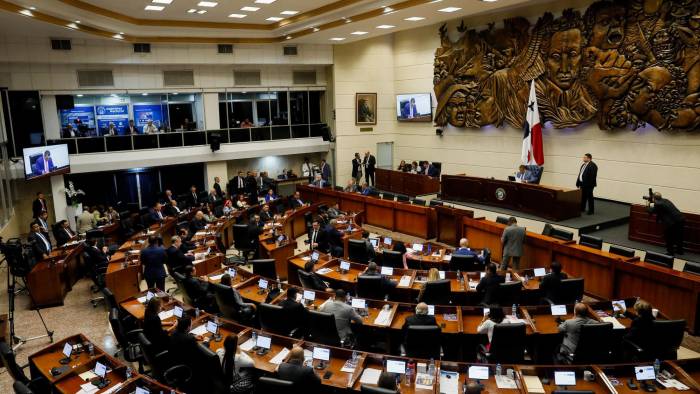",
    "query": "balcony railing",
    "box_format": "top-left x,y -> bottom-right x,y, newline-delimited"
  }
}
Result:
48,123 -> 327,154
